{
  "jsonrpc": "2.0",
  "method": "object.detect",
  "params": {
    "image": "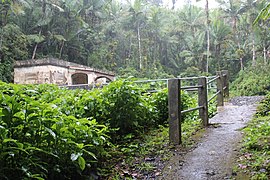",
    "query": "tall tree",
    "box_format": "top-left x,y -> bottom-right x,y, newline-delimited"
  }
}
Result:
210,10 -> 231,71
205,0 -> 210,74
127,0 -> 148,70
253,1 -> 270,64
